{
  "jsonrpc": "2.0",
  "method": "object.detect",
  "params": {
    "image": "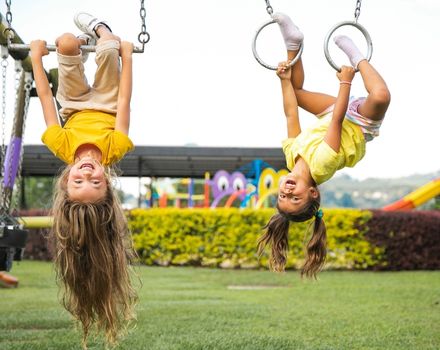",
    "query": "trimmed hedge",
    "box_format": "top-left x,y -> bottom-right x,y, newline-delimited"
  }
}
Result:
364,210 -> 440,270
128,208 -> 381,270
20,209 -> 440,270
